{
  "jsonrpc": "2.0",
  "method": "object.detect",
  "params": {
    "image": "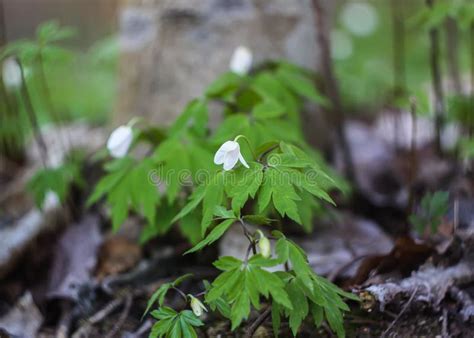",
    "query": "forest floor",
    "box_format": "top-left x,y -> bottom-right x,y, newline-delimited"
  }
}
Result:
1,116 -> 473,337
